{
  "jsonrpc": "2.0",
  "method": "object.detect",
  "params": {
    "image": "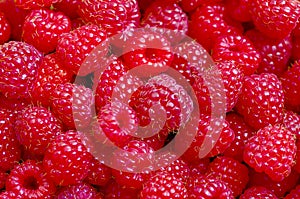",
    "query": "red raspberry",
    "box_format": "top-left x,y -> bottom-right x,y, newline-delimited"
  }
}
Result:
245,29 -> 292,76
85,157 -> 111,186
6,160 -> 56,199
293,139 -> 300,173
187,175 -> 234,199
78,0 -> 140,36
248,0 -> 300,39
189,158 -> 210,176
15,0 -> 59,9
285,185 -> 300,199
53,0 -> 80,19
22,9 -> 71,54
70,17 -> 85,30
141,1 -> 188,42
43,130 -> 93,186
0,191 -> 17,199
0,12 -> 10,45
0,171 -> 7,190
225,0 -> 252,22
0,41 -> 42,100
0,109 -> 21,171
240,186 -> 278,199
282,110 -> 300,139
55,183 -> 101,199
134,132 -> 167,151
140,171 -> 188,199
111,140 -> 154,189
281,61 -> 300,112
56,24 -> 108,75
244,125 -> 296,182
236,73 -> 285,130
50,83 -> 93,129
223,112 -> 255,162
292,36 -> 300,61
206,156 -> 249,197
14,105 -> 63,156
180,0 -> 222,12
122,31 -> 173,77
30,53 -> 74,108
212,35 -> 261,76
103,179 -> 139,199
